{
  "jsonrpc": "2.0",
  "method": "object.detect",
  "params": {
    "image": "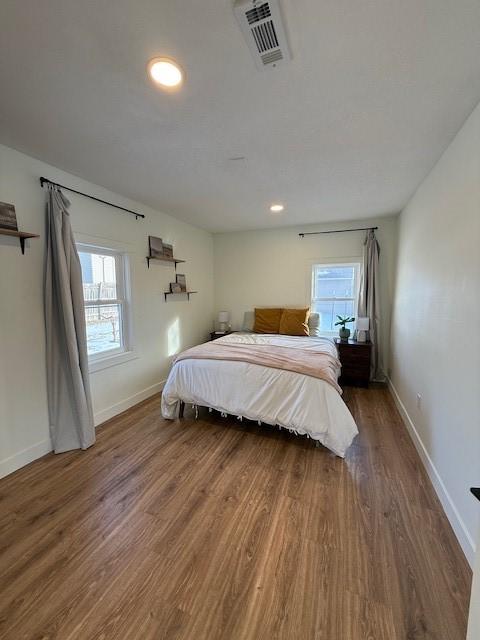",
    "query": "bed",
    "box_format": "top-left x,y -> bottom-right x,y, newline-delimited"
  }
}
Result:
161,314 -> 358,457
